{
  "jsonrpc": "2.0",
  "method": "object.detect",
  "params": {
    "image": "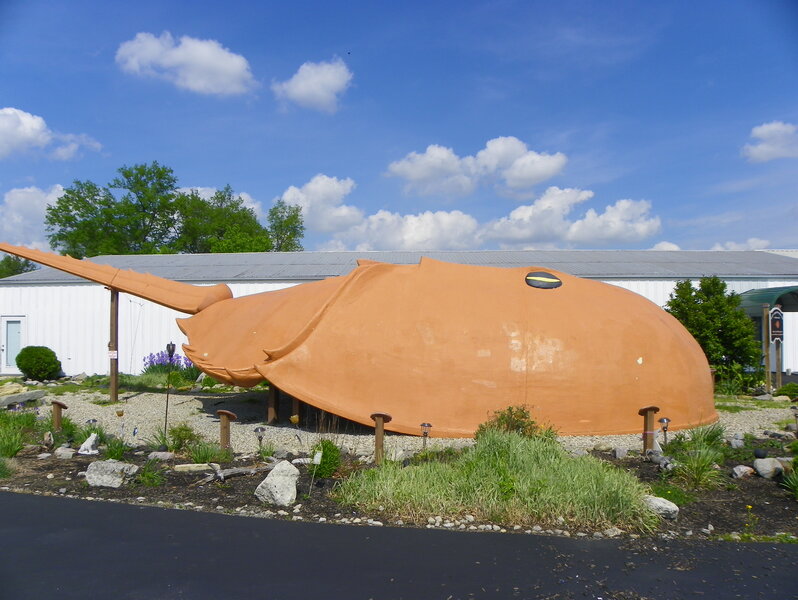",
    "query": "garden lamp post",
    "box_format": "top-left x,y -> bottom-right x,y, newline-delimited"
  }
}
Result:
658,417 -> 671,446
163,342 -> 176,441
420,422 -> 432,450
